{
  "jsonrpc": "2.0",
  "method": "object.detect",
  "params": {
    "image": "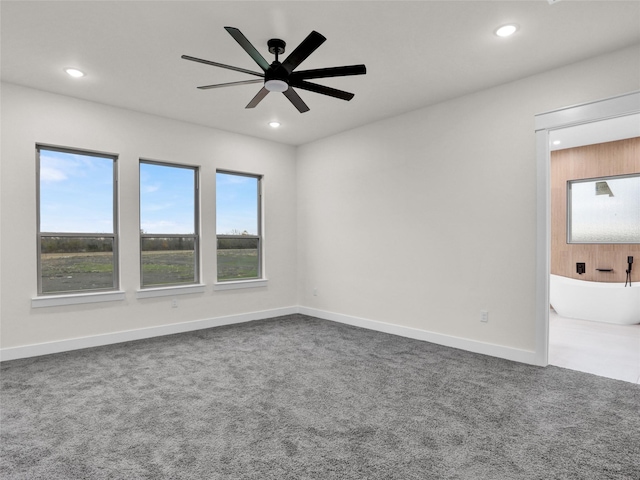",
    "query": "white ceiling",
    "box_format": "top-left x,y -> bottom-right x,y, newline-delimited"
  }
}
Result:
2,1 -> 639,146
